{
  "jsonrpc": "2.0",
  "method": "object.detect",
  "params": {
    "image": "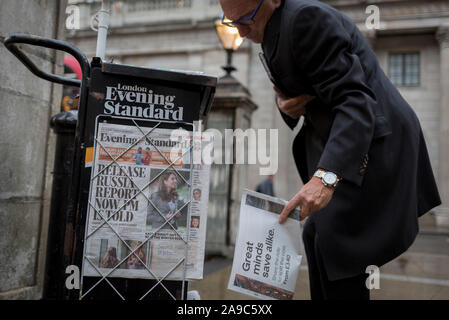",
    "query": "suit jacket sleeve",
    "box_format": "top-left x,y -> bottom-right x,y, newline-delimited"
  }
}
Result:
275,95 -> 300,130
290,5 -> 377,186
